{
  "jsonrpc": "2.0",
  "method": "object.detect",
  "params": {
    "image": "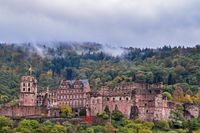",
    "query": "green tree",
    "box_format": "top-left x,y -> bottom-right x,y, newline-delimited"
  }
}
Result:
61,104 -> 72,118
79,108 -> 87,117
112,106 -> 124,121
17,119 -> 41,133
154,120 -> 170,131
50,124 -> 66,133
104,105 -> 110,115
162,92 -> 172,100
170,104 -> 185,128
0,116 -> 13,132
